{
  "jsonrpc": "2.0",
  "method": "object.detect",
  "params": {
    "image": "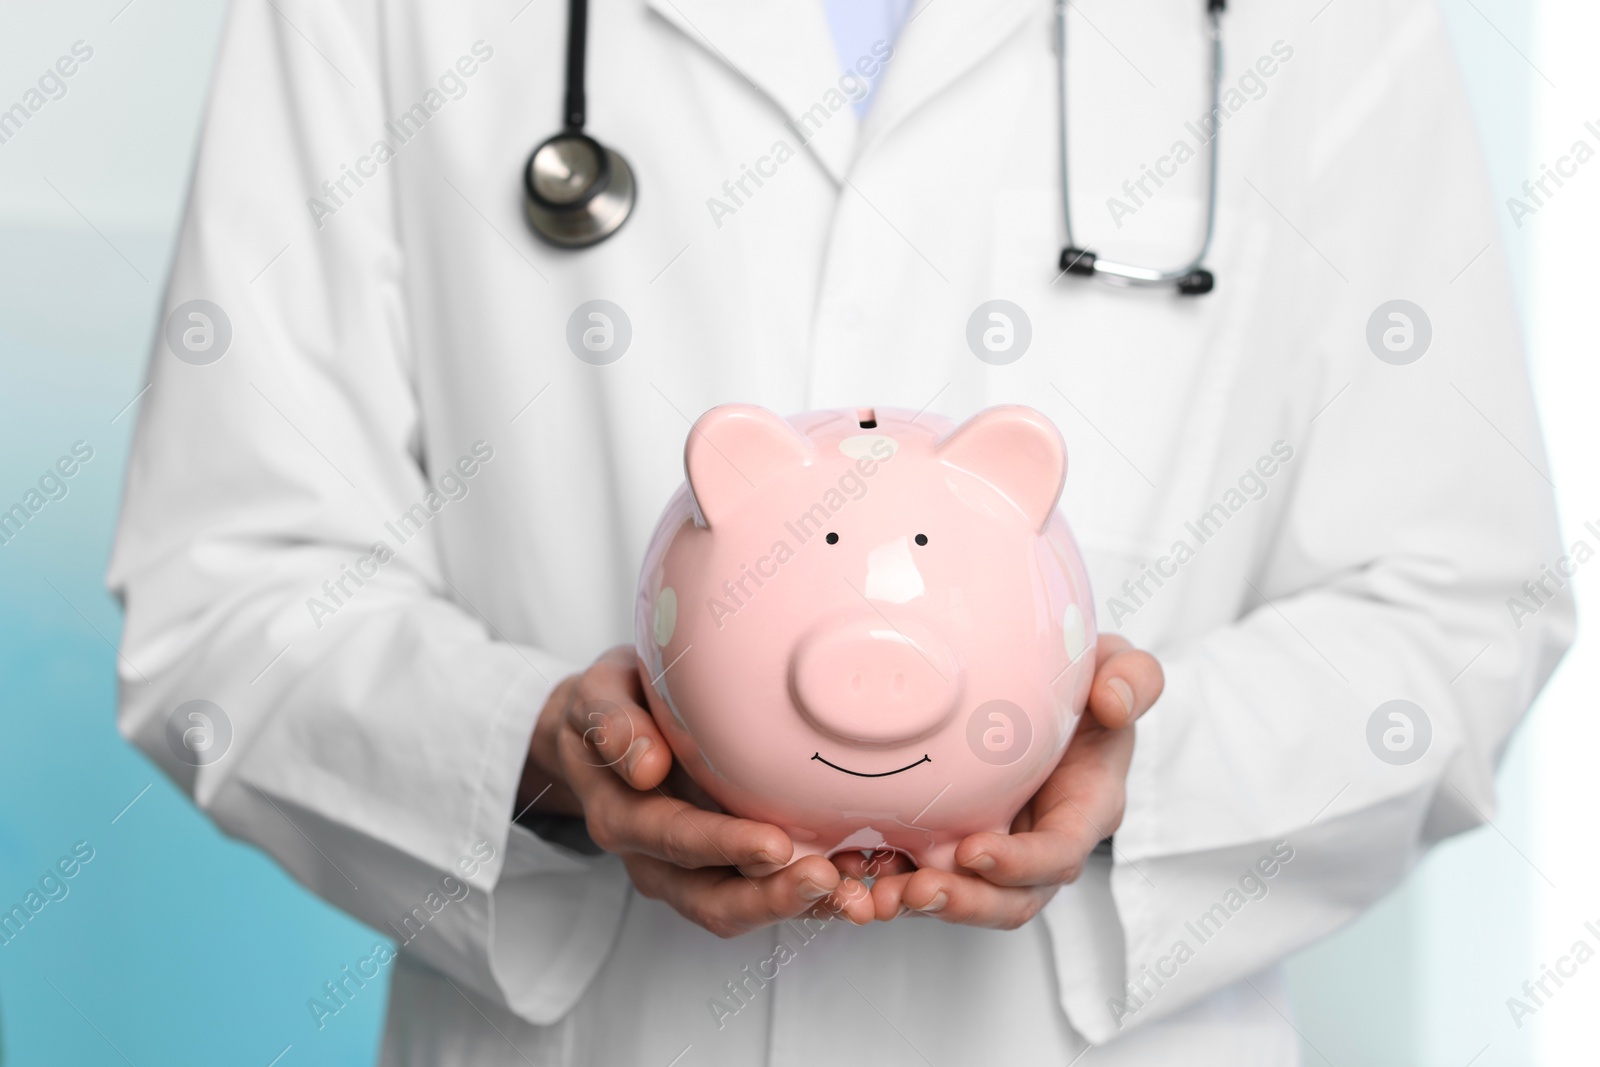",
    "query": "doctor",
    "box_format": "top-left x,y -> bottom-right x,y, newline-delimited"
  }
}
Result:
110,0 -> 1570,1063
